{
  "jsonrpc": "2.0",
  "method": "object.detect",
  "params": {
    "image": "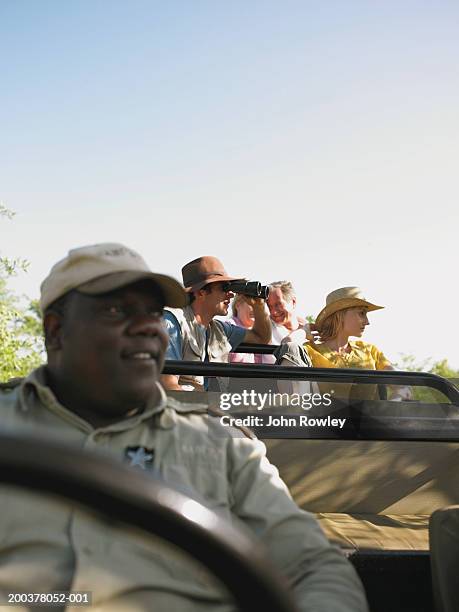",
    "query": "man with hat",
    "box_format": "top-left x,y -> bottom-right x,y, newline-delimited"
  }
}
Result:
161,256 -> 272,391
0,243 -> 368,611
